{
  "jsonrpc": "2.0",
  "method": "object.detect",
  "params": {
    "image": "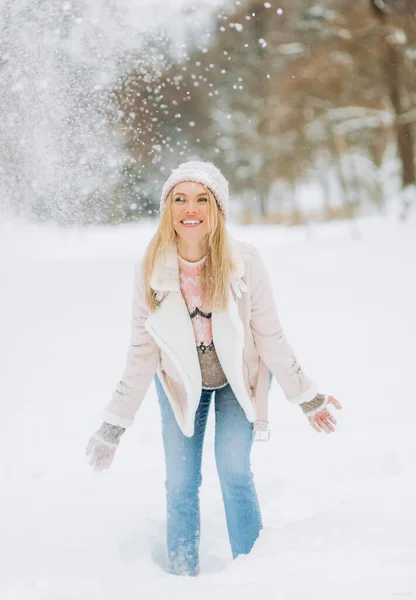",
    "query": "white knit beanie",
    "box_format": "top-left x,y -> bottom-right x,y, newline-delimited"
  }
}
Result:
160,161 -> 229,220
